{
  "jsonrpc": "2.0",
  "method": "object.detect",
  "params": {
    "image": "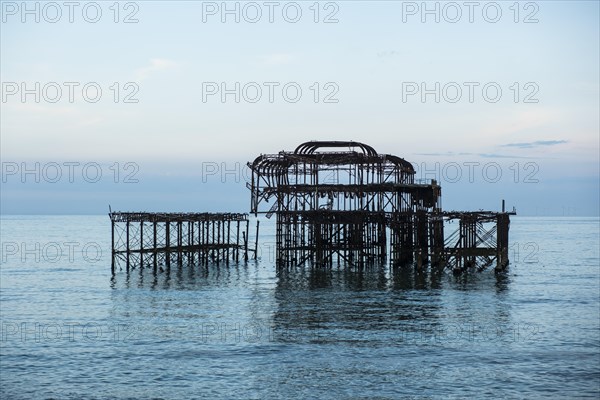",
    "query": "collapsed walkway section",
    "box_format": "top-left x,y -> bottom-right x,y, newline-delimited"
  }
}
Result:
109,212 -> 254,273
